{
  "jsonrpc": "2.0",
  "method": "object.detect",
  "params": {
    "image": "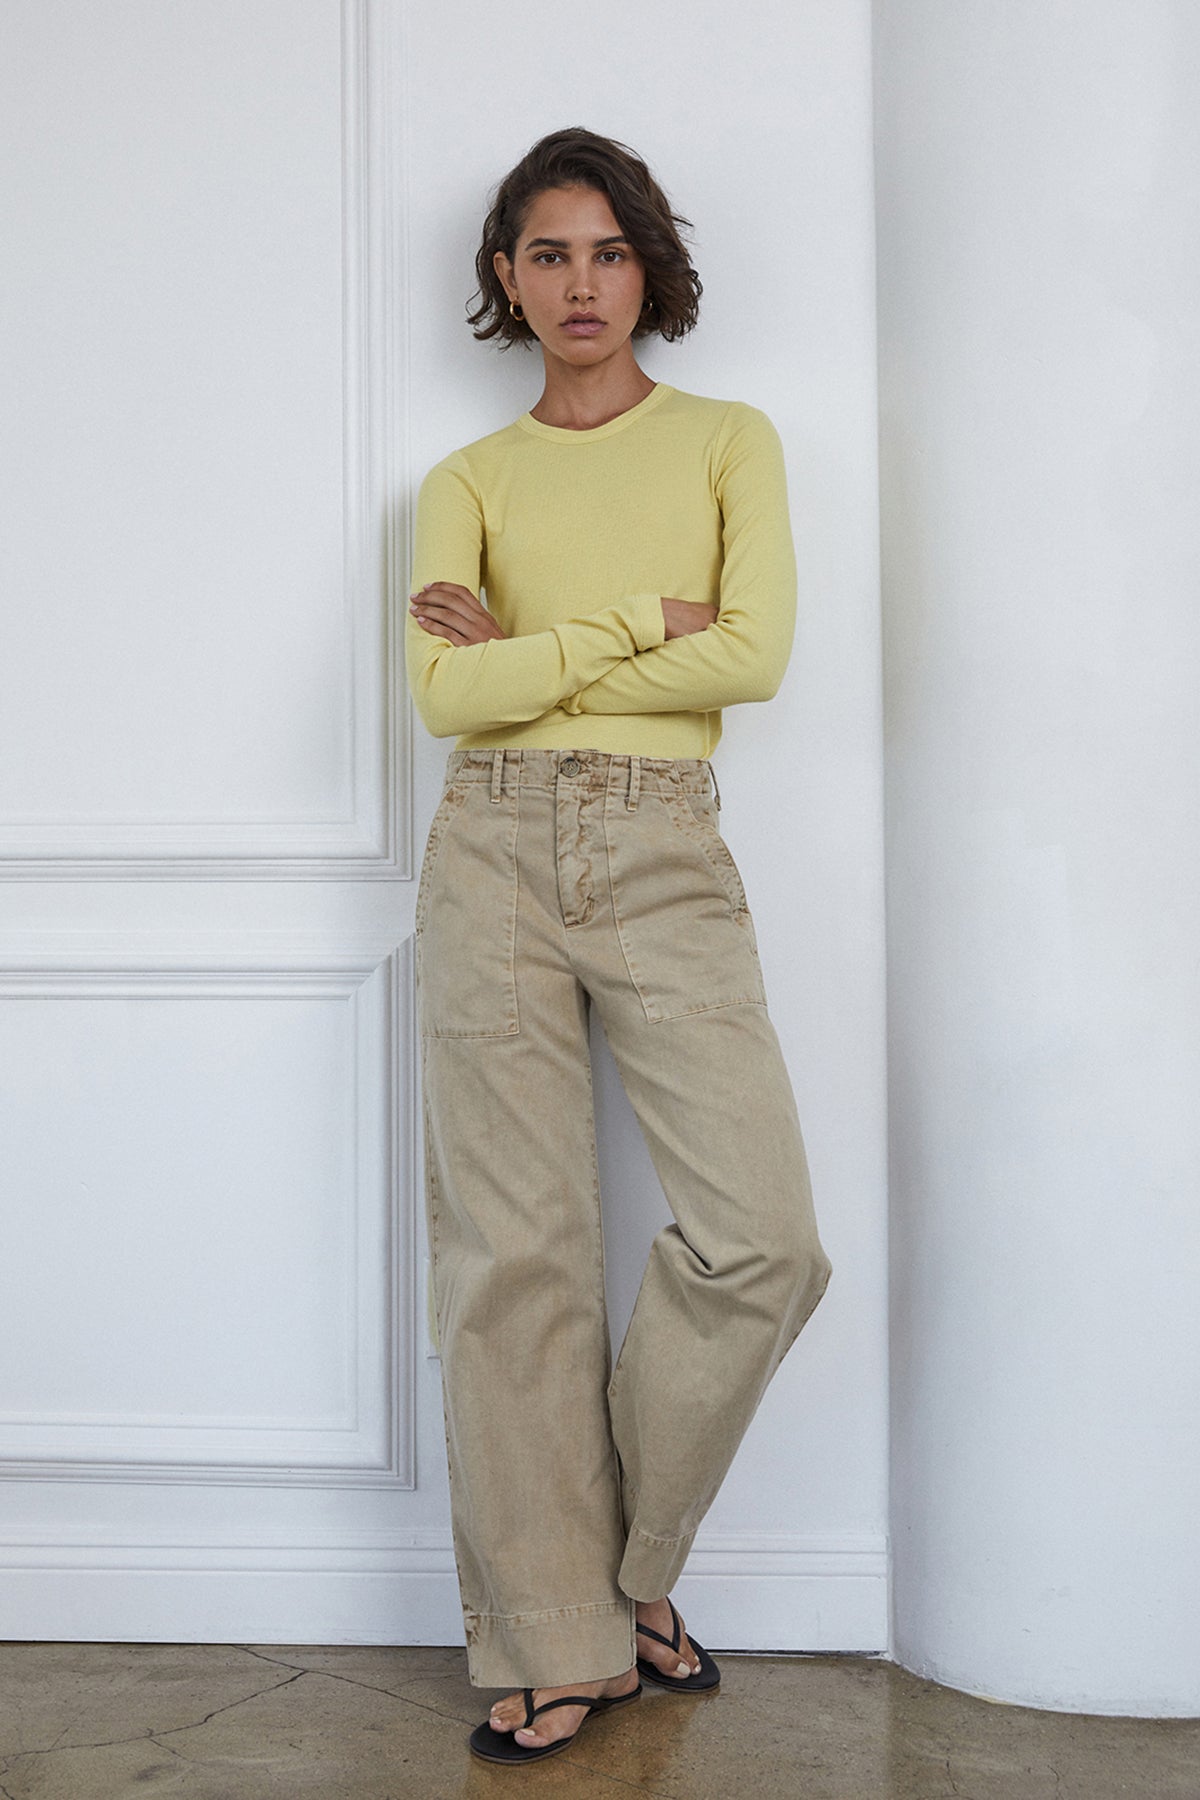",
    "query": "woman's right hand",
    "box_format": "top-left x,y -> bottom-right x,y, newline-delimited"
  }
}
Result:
660,598 -> 718,640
